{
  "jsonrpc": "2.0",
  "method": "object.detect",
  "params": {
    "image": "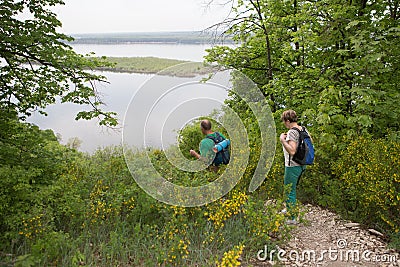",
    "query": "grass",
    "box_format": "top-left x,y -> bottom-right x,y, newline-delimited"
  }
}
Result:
94,56 -> 215,77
